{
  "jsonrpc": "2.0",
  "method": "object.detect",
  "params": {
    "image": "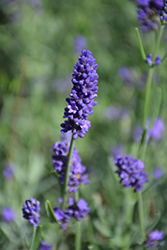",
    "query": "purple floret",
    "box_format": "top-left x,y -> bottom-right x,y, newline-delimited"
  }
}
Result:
2,207 -> 15,223
51,141 -> 89,193
61,50 -> 99,140
54,197 -> 90,229
22,197 -> 40,227
146,230 -> 164,248
146,54 -> 161,66
115,156 -> 149,192
38,240 -> 52,250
